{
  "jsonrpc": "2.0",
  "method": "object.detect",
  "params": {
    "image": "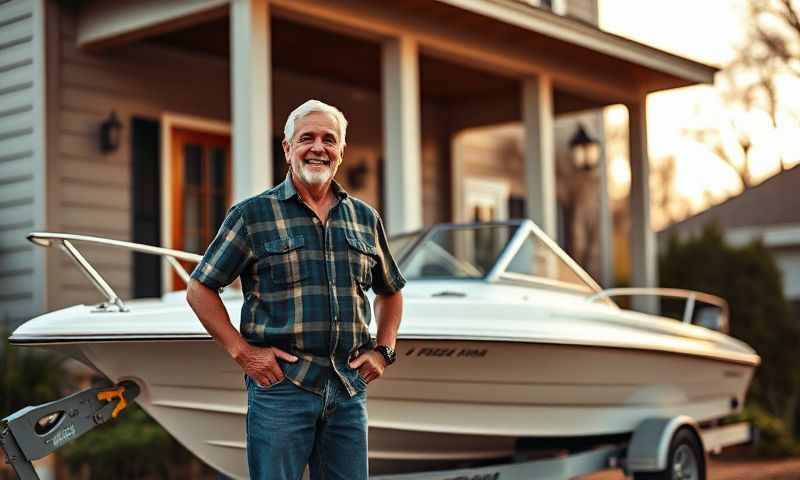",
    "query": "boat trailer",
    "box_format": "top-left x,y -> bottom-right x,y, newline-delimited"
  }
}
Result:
1,380 -> 751,480
371,419 -> 752,480
1,381 -> 139,480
